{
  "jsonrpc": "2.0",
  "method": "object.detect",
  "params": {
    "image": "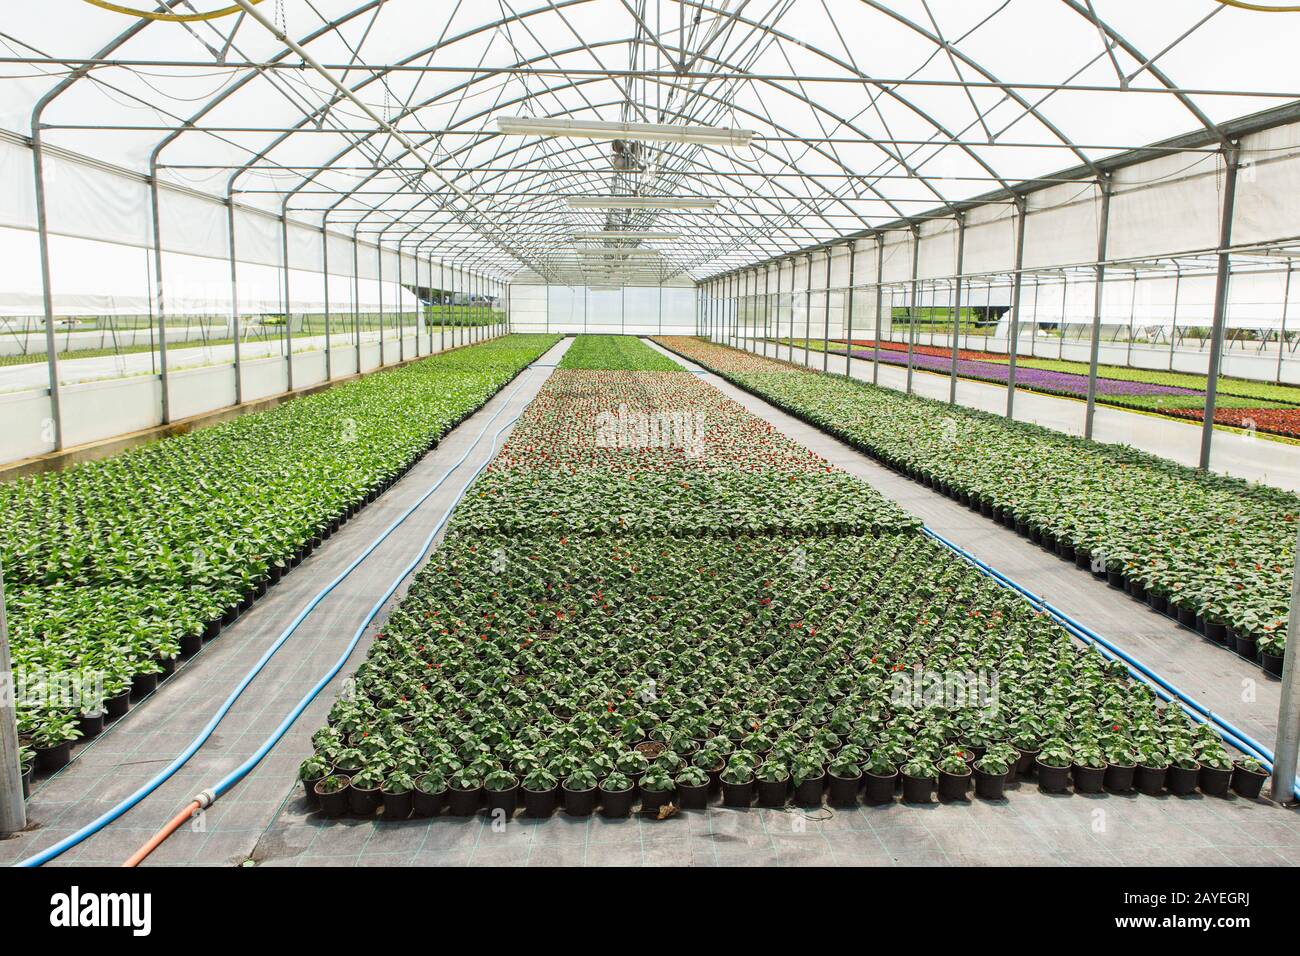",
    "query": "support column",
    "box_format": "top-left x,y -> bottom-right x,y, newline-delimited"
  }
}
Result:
1084,176 -> 1114,439
763,264 -> 772,359
439,260 -> 446,351
804,254 -> 813,367
0,560 -> 25,835
1199,147 -> 1241,471
150,175 -> 173,422
873,237 -> 885,385
227,199 -> 243,404
950,215 -> 966,405
280,212 -> 293,392
396,244 -> 405,363
31,129 -> 64,450
1271,518 -> 1300,804
322,226 -> 332,378
352,234 -> 361,372
823,248 -> 832,372
1006,198 -> 1029,418
905,225 -> 921,395
1278,263 -> 1293,385
844,241 -> 857,376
